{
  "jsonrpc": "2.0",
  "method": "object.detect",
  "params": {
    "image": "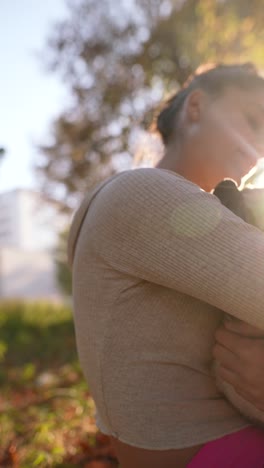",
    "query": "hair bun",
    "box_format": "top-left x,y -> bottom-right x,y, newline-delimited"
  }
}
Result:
155,88 -> 189,145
